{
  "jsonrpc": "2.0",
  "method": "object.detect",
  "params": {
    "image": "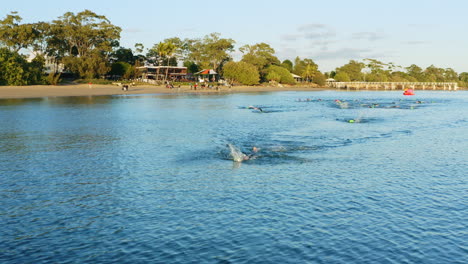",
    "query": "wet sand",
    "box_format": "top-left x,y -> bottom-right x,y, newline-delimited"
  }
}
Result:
0,84 -> 325,99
